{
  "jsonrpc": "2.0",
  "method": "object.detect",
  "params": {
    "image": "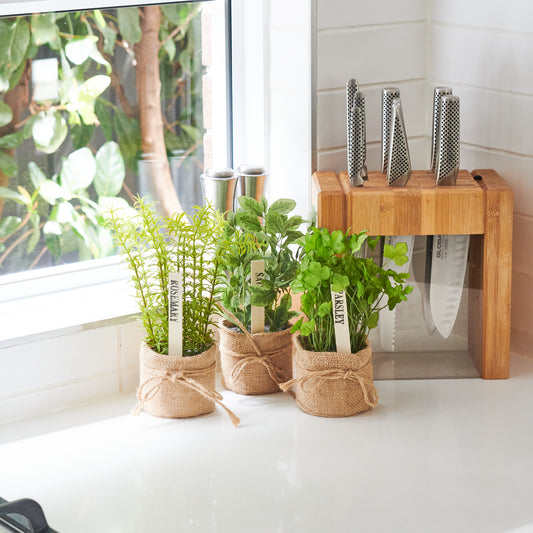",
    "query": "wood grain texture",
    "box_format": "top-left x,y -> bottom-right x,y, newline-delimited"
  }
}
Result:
312,172 -> 346,231
314,169 -> 513,380
472,169 -> 513,379
338,170 -> 485,235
